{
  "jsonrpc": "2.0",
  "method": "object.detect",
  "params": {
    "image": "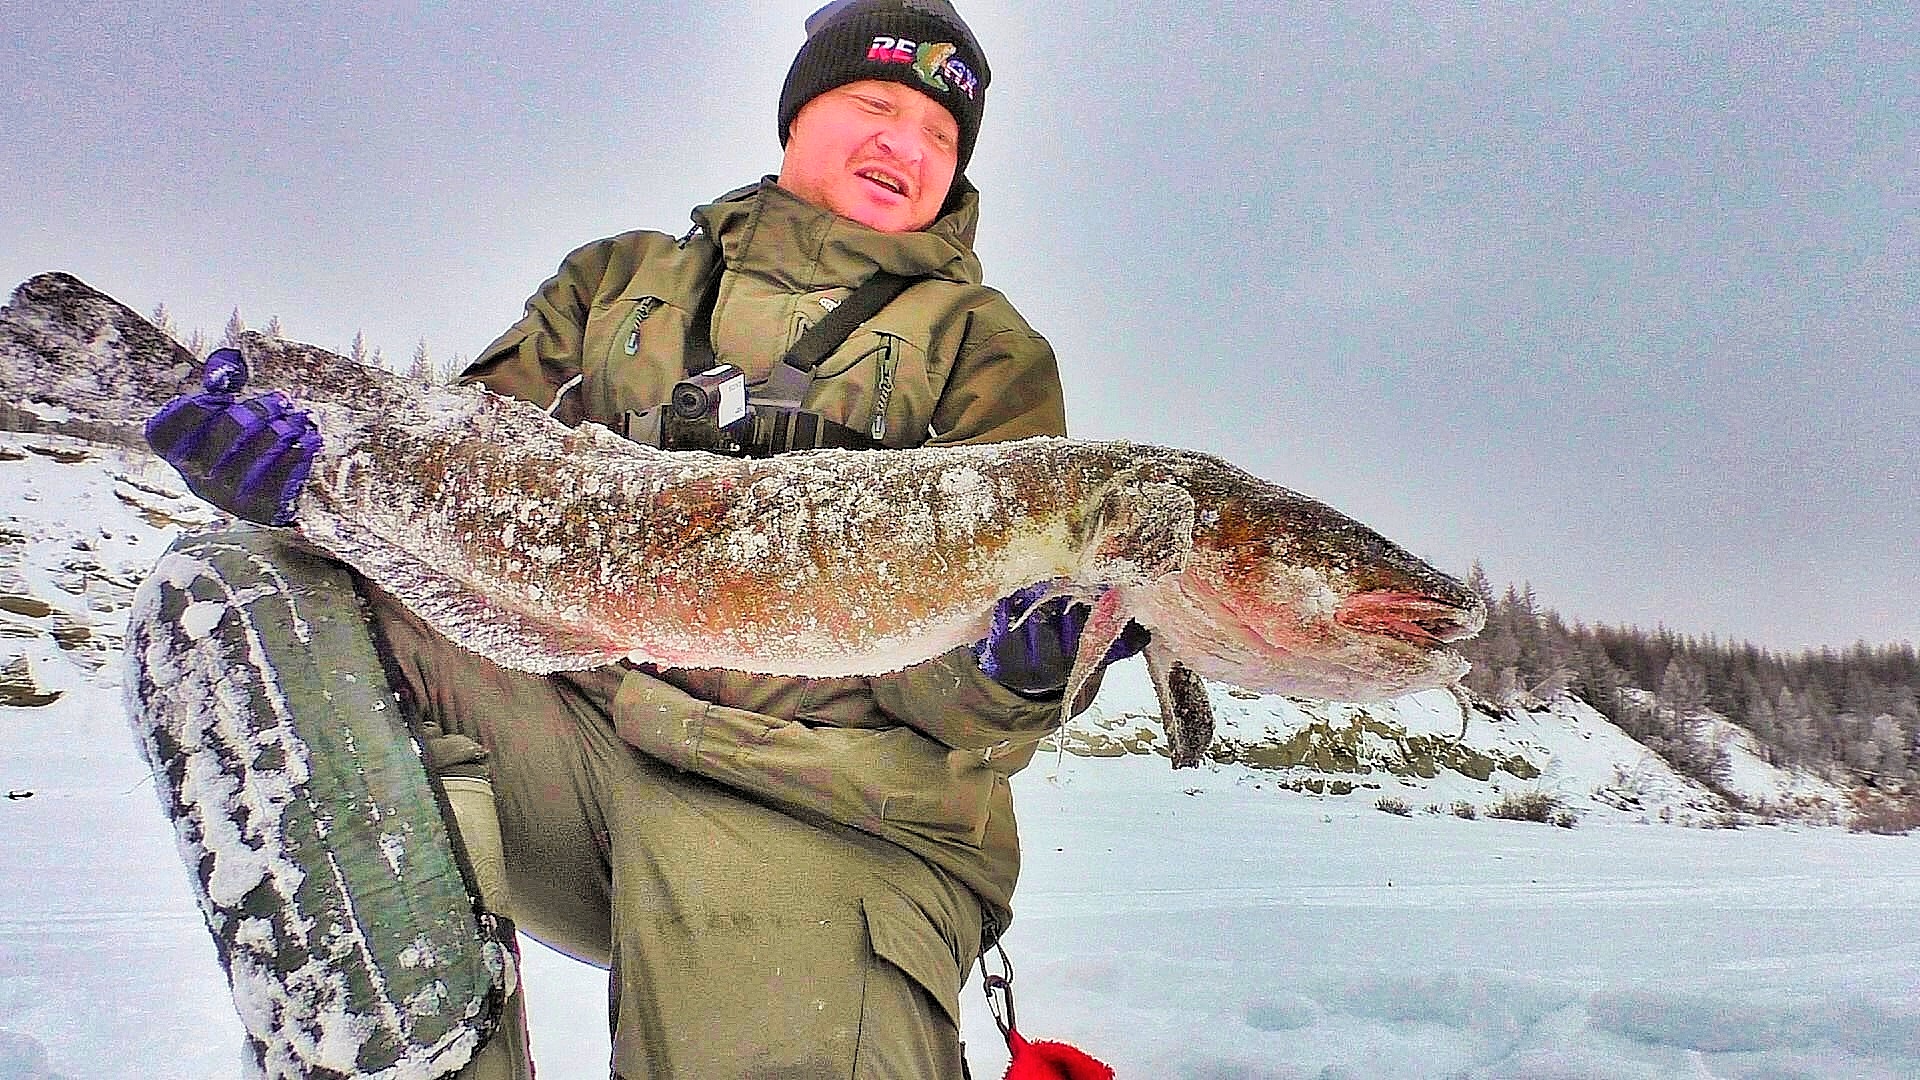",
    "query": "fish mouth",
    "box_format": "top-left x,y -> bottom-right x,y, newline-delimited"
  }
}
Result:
1333,590 -> 1485,647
